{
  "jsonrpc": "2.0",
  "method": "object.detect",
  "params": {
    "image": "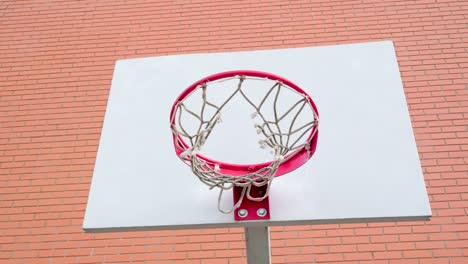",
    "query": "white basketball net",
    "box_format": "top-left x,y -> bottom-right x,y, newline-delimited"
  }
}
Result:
171,75 -> 319,213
